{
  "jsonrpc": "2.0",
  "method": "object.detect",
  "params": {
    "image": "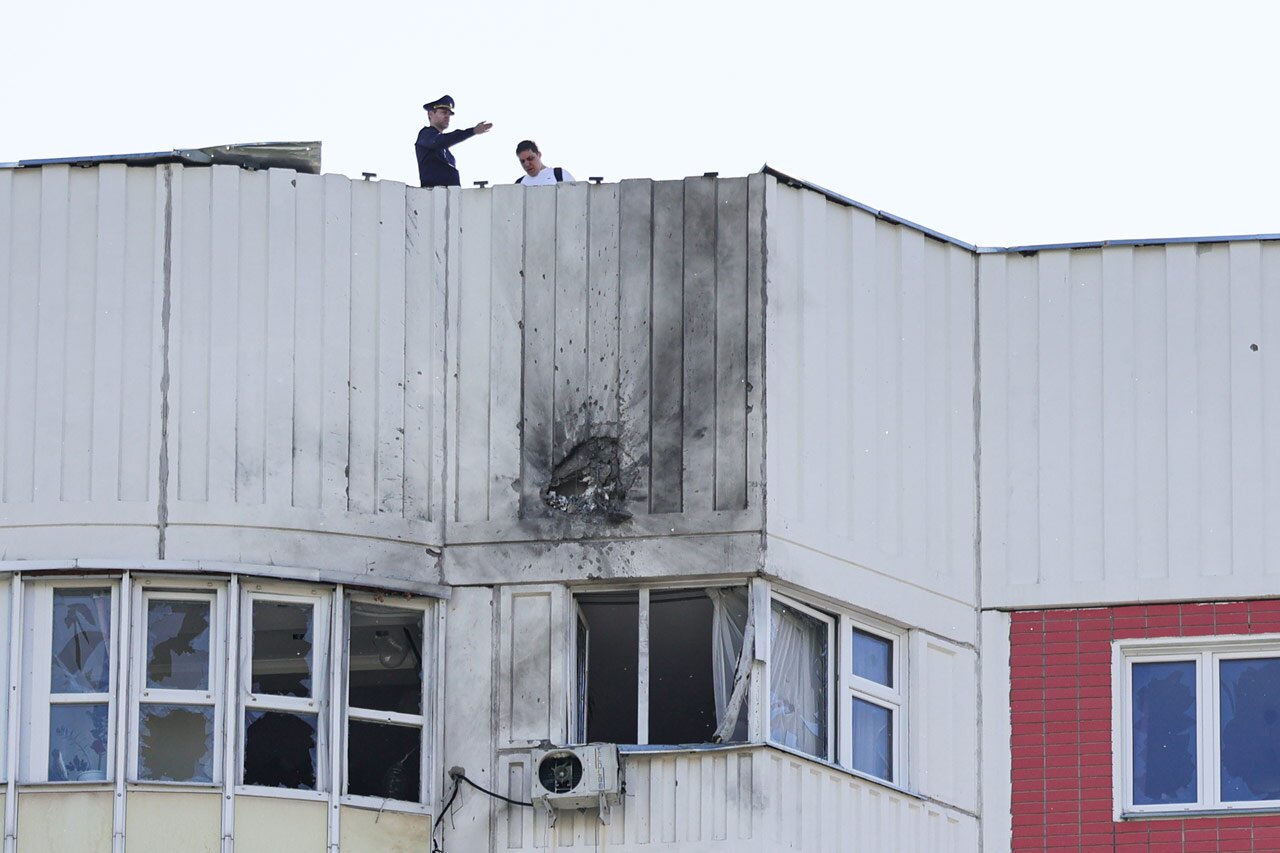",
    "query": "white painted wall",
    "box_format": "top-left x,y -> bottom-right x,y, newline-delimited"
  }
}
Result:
763,178 -> 979,641
979,241 -> 1280,608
